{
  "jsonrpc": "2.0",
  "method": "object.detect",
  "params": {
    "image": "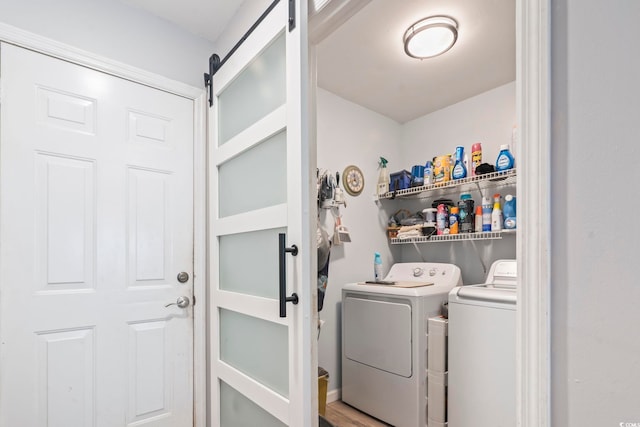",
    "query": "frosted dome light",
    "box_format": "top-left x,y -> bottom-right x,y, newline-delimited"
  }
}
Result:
404,16 -> 458,59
